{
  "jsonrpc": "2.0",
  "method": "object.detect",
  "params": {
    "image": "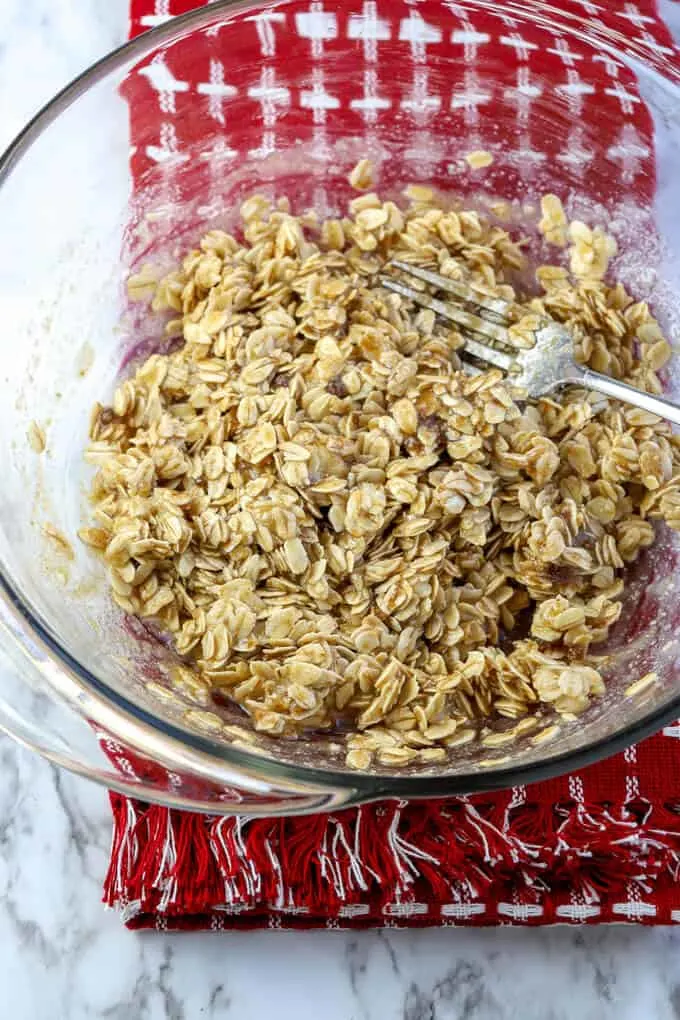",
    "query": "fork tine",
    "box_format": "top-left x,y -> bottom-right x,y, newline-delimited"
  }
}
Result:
460,359 -> 483,378
389,259 -> 512,319
380,276 -> 515,372
456,336 -> 515,372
